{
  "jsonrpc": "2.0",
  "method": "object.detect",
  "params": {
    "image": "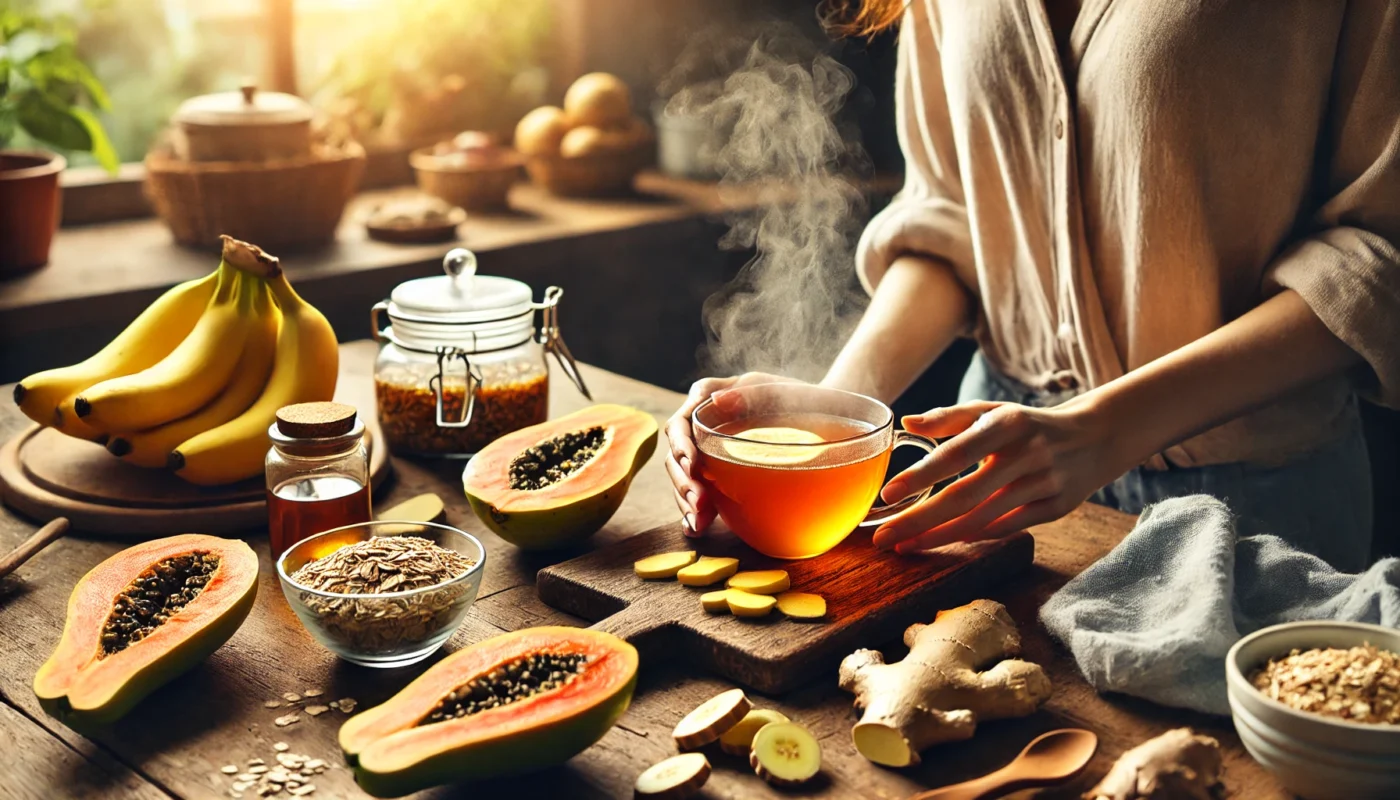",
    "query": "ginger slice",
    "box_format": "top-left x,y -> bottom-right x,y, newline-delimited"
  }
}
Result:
673,688 -> 751,750
634,551 -> 697,580
634,752 -> 711,799
726,570 -> 790,595
1085,728 -> 1223,800
726,590 -> 777,618
677,557 -> 740,587
700,590 -> 734,614
719,708 -> 789,756
750,721 -> 821,786
838,599 -> 1052,767
775,592 -> 826,620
